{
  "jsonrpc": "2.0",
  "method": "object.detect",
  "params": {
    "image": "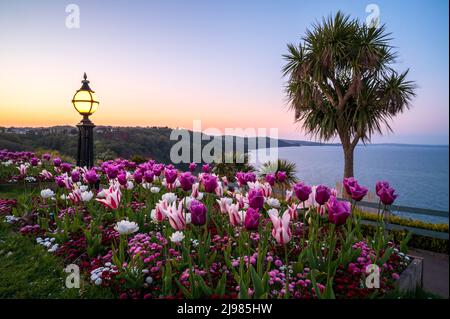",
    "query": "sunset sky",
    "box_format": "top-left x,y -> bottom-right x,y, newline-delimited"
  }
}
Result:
0,0 -> 448,144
